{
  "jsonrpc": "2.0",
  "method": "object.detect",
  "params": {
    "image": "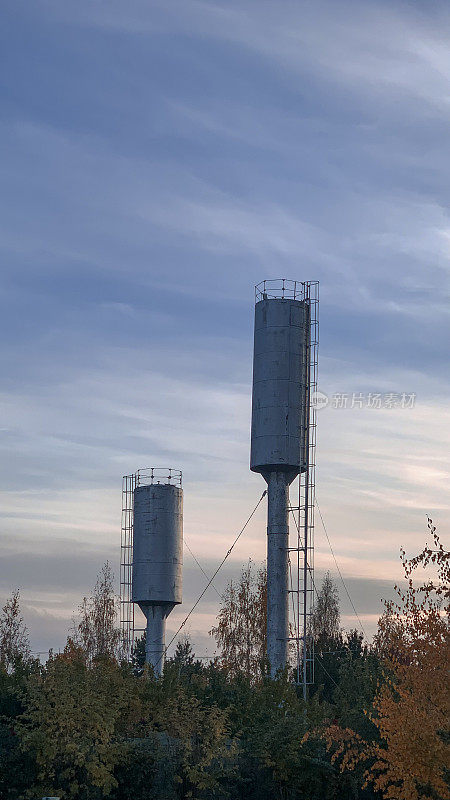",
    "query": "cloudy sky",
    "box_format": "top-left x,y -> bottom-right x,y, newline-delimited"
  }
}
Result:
1,0 -> 449,659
